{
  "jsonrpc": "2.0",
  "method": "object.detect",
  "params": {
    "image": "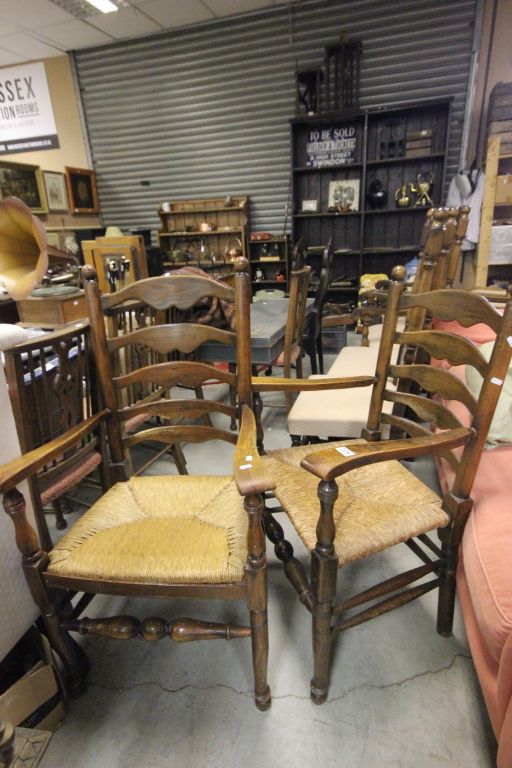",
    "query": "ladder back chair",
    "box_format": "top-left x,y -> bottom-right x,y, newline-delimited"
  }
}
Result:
257,265 -> 311,411
3,322 -> 106,549
103,299 -> 188,476
302,239 -> 334,374
322,206 -> 470,348
260,283 -> 512,703
0,259 -> 275,711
